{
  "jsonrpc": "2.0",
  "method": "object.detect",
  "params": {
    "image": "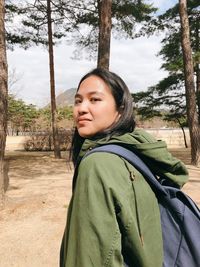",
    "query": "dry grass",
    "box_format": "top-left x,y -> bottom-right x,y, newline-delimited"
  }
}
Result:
0,148 -> 199,267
